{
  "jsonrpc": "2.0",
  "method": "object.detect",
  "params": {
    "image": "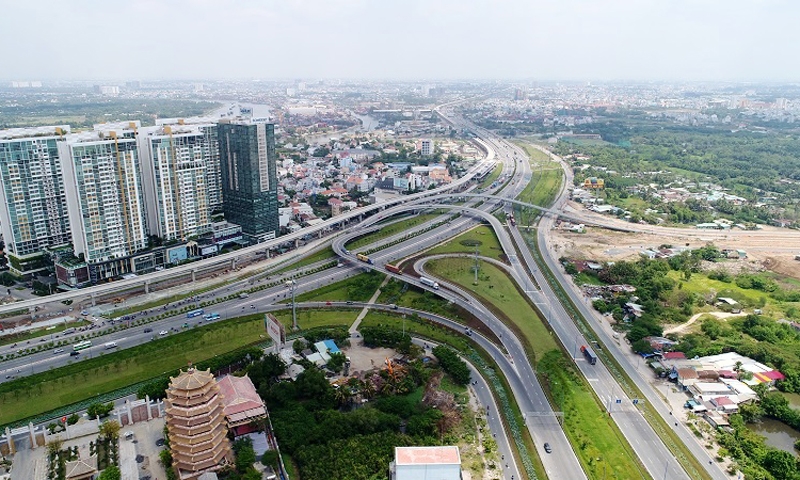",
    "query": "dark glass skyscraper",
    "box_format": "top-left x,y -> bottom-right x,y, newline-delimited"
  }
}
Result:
217,118 -> 279,241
